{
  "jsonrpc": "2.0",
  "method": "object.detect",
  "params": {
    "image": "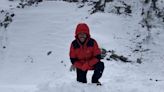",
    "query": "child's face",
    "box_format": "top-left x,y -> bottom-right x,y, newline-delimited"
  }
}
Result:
77,33 -> 87,43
